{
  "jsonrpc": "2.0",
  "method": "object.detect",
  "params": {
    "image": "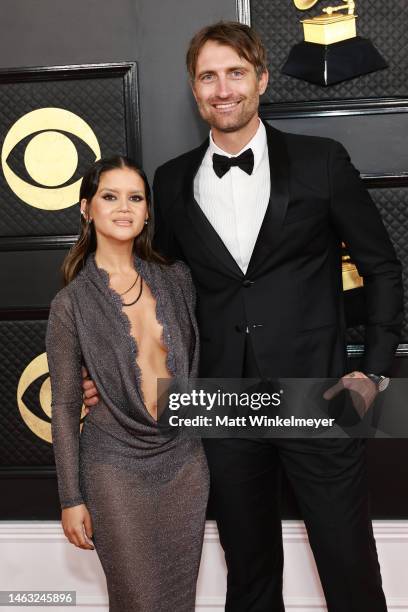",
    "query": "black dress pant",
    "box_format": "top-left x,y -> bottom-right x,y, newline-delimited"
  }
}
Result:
202,335 -> 387,612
